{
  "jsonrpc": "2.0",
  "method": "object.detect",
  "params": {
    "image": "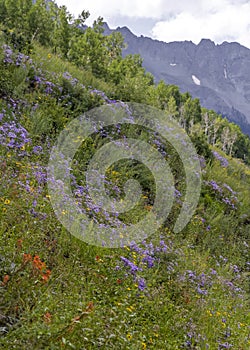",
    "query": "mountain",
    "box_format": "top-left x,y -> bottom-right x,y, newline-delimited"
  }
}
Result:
103,23 -> 250,135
